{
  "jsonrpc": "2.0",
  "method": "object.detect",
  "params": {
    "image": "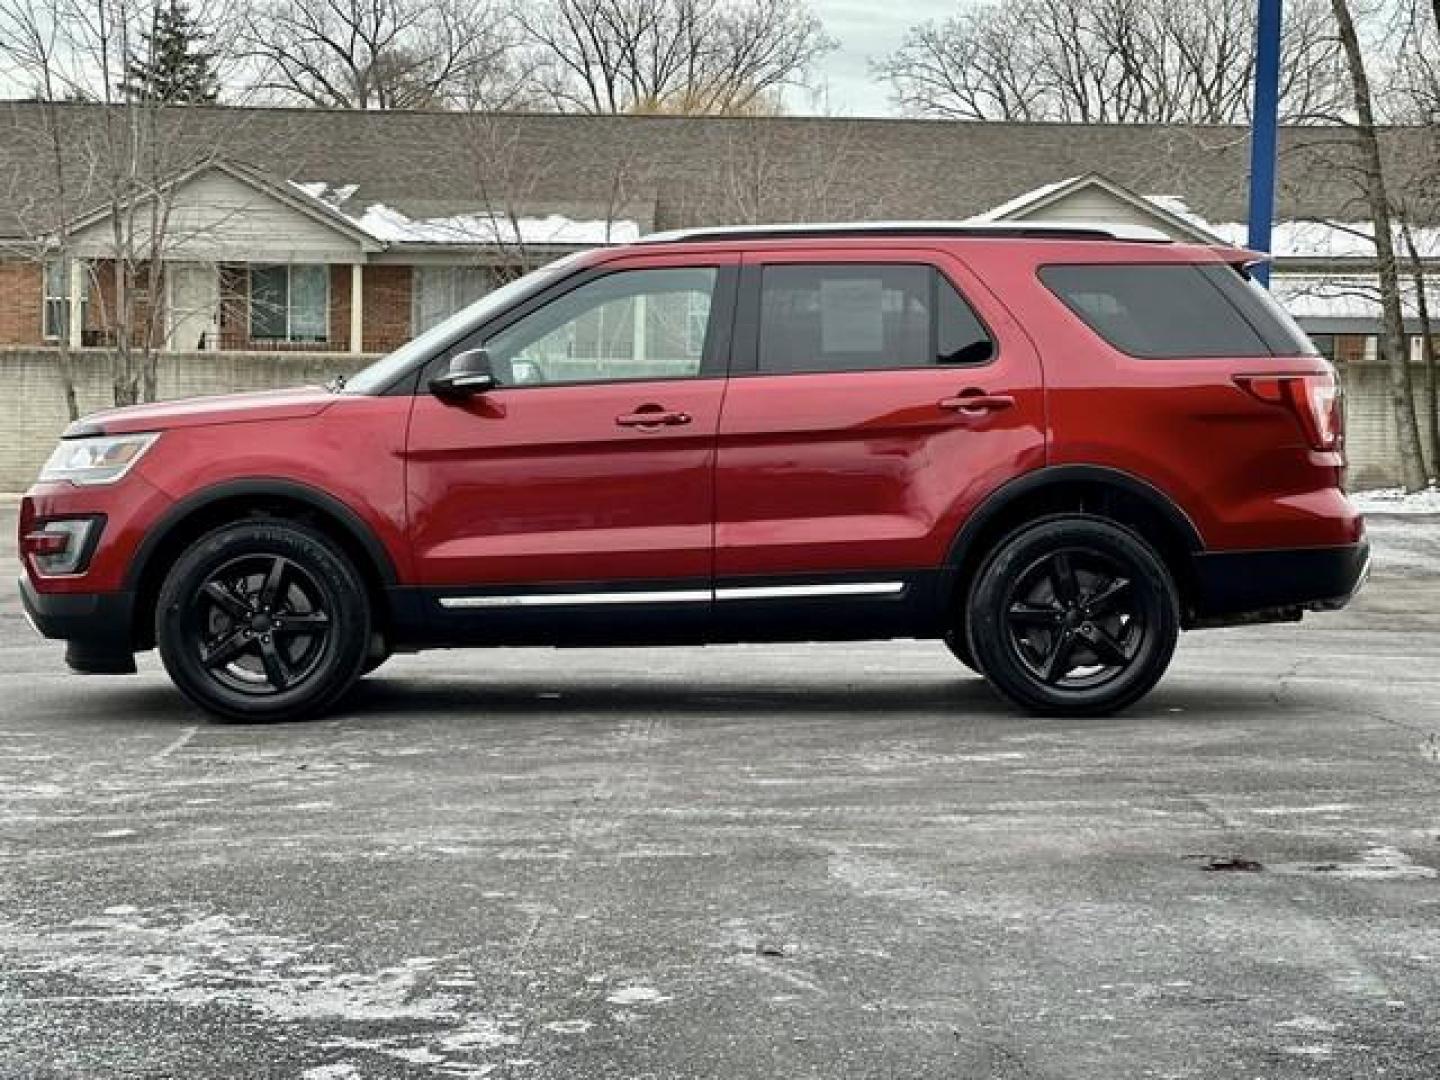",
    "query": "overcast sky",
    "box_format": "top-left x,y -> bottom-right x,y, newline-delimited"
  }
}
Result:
809,0 -> 959,116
